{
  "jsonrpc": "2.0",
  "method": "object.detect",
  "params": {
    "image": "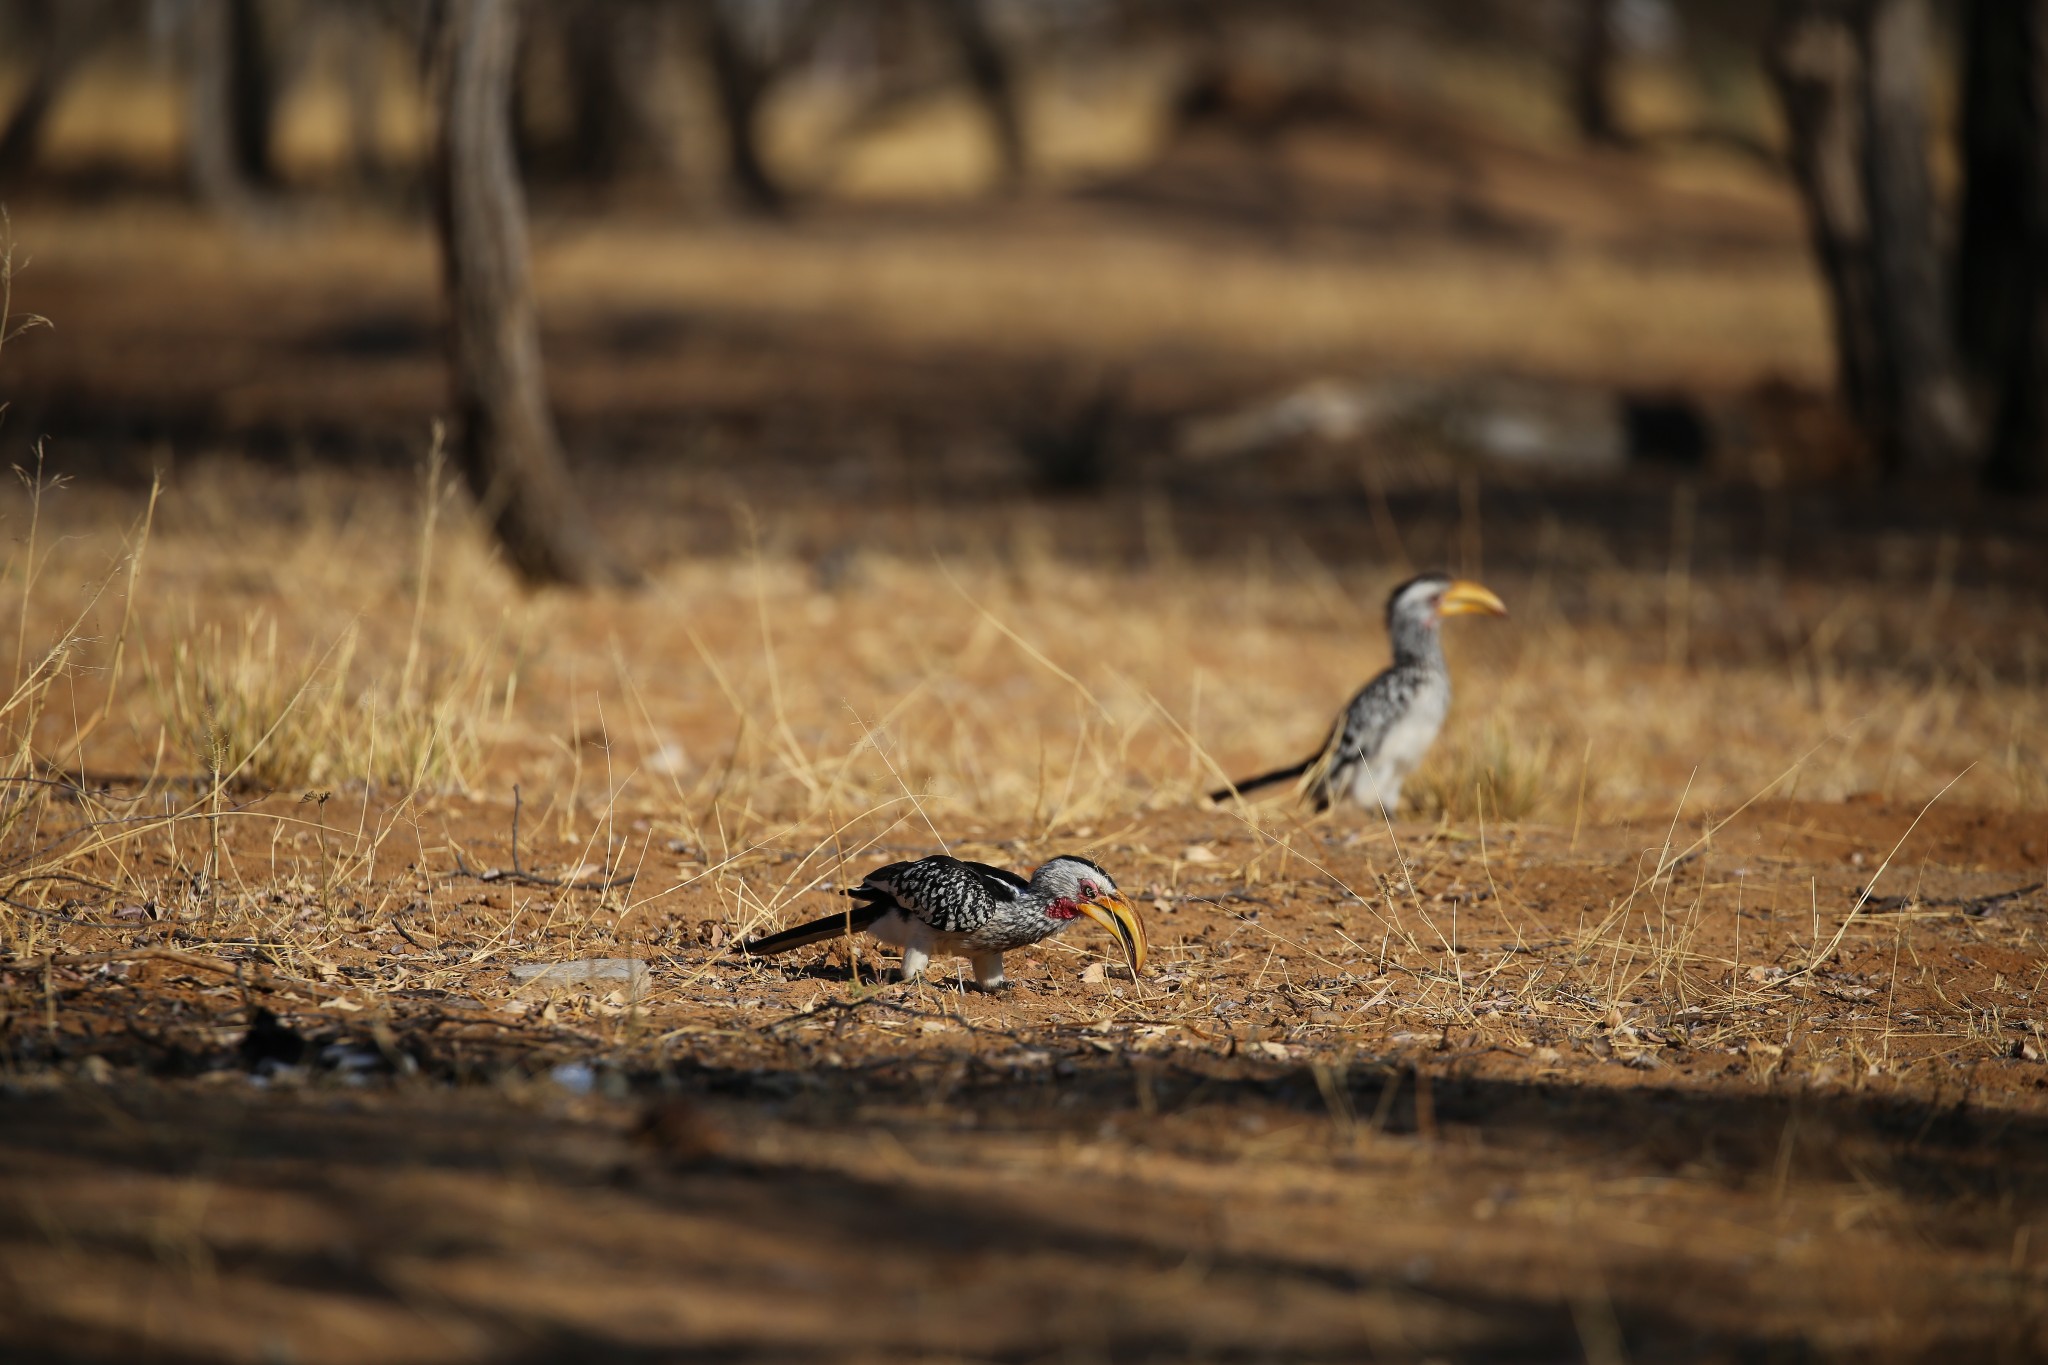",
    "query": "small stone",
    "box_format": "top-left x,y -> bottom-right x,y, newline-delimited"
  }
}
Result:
510,958 -> 651,995
550,1062 -> 596,1095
